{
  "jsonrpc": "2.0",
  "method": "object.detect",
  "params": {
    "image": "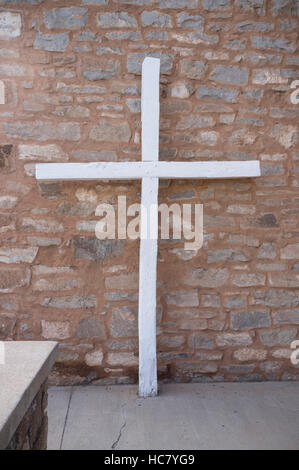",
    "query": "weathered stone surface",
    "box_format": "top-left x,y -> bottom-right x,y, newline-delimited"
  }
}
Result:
197,85 -> 238,103
170,81 -> 193,99
172,30 -> 218,45
0,313 -> 16,339
3,121 -> 80,141
2,0 -> 44,3
202,294 -> 220,308
203,0 -> 230,9
0,12 -> 21,40
271,124 -> 297,149
72,149 -> 116,162
273,310 -> 299,325
272,0 -> 299,15
251,35 -> 295,53
141,10 -> 171,27
176,361 -> 218,374
177,115 -> 214,130
234,348 -> 267,361
73,237 -> 123,262
159,335 -> 185,348
90,120 -> 131,142
253,69 -> 296,85
127,52 -> 174,75
272,349 -> 291,359
216,333 -> 253,347
269,273 -> 299,288
257,242 -> 276,259
83,61 -> 119,80
0,144 -> 14,170
44,8 -> 87,29
281,243 -> 299,259
188,332 -> 214,349
0,267 -> 30,293
0,64 -> 26,76
57,82 -> 106,94
252,289 -> 299,308
82,0 -> 108,3
236,21 -> 274,32
187,268 -> 228,287
227,204 -> 255,215
231,309 -> 271,330
41,320 -> 70,340
56,200 -> 96,217
22,217 -> 64,233
207,249 -> 247,263
246,213 -> 278,228
225,296 -> 246,309
176,12 -> 204,29
126,98 -> 141,113
42,295 -> 97,309
76,317 -> 103,338
221,364 -> 255,374
105,273 -> 138,290
109,306 -> 137,337
158,0 -> 198,7
97,12 -> 137,28
18,144 -> 67,162
33,277 -> 81,291
259,328 -> 297,347
204,215 -> 235,228
0,247 -> 38,264
34,33 -> 69,52
161,100 -> 191,114
210,65 -> 248,85
166,290 -> 199,307
0,196 -> 17,209
107,352 -> 138,366
85,349 -> 103,367
236,0 -> 265,15
53,105 -> 90,119
105,291 -> 138,301
181,59 -> 206,79
231,273 -> 266,287
0,213 -> 16,233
